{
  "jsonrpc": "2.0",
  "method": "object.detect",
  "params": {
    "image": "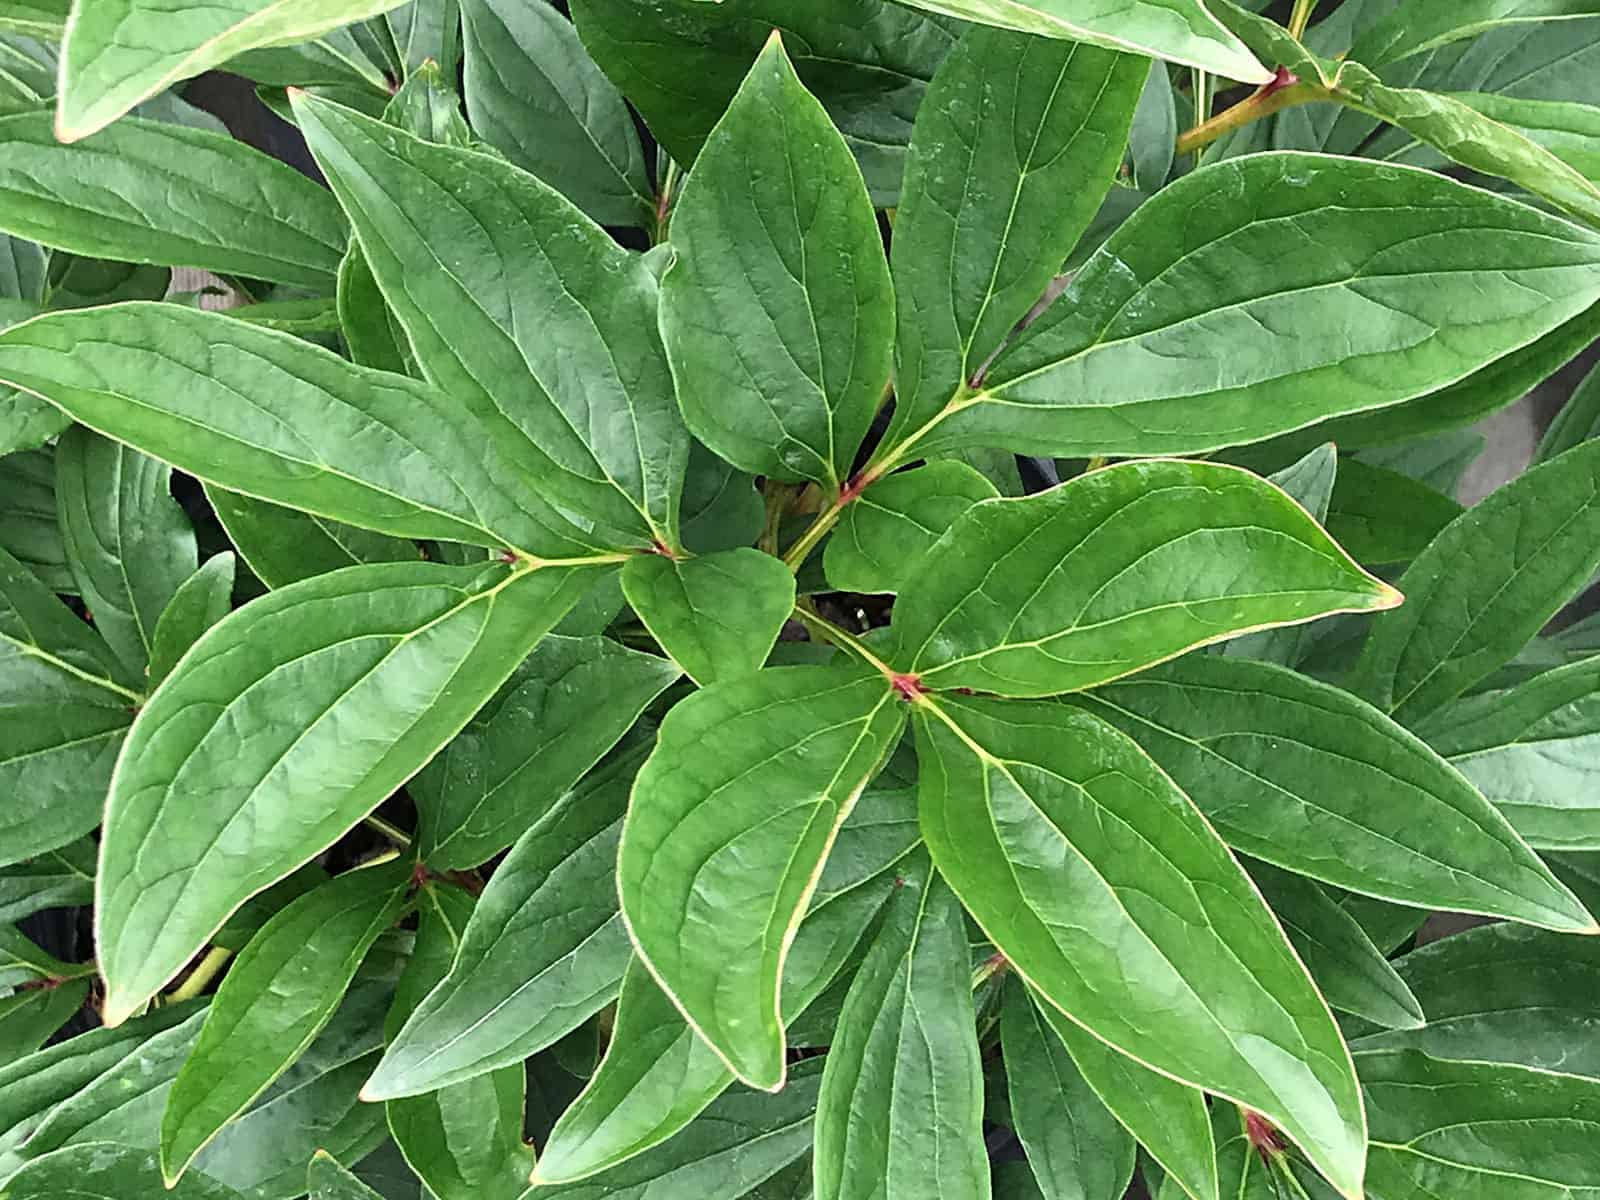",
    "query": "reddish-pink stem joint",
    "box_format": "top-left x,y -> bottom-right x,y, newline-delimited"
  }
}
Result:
1244,1111 -> 1288,1163
498,549 -> 520,564
889,673 -> 924,701
1262,65 -> 1300,98
409,861 -> 431,891
837,471 -> 873,506
648,537 -> 681,560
